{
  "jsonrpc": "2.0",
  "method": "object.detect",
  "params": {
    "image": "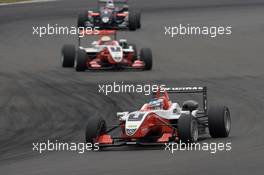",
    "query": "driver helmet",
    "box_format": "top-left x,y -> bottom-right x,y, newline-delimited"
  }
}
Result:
149,98 -> 164,110
106,0 -> 115,9
101,35 -> 111,42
